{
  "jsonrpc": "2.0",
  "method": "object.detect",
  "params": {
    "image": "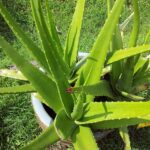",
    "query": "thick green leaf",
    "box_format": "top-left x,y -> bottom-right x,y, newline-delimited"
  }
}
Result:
119,0 -> 140,92
73,80 -> 115,99
128,0 -> 140,47
0,1 -> 50,73
107,0 -> 123,89
71,93 -> 84,120
92,118 -> 150,129
30,0 -> 74,116
134,57 -> 147,74
64,0 -> 85,67
45,0 -> 63,56
0,69 -> 27,80
107,44 -> 150,64
71,126 -> 99,150
76,0 -> 125,89
0,84 -> 35,94
54,110 -> 77,140
76,102 -> 150,126
31,0 -> 69,75
0,36 -> 62,112
21,123 -> 59,150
